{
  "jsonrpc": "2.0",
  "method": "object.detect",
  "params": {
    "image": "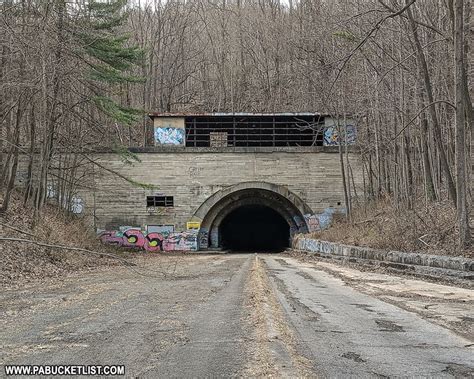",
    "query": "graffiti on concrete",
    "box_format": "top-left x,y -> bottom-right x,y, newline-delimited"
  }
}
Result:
318,208 -> 336,229
47,184 -> 57,199
198,228 -> 209,249
304,214 -> 320,232
71,196 -> 84,214
46,184 -> 83,214
143,233 -> 164,252
147,224 -> 174,236
323,125 -> 356,146
163,232 -> 197,251
294,237 -> 335,255
293,215 -> 305,230
154,127 -> 185,145
302,208 -> 338,232
99,227 -> 197,251
296,237 -> 321,252
188,166 -> 203,178
99,228 -> 163,252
